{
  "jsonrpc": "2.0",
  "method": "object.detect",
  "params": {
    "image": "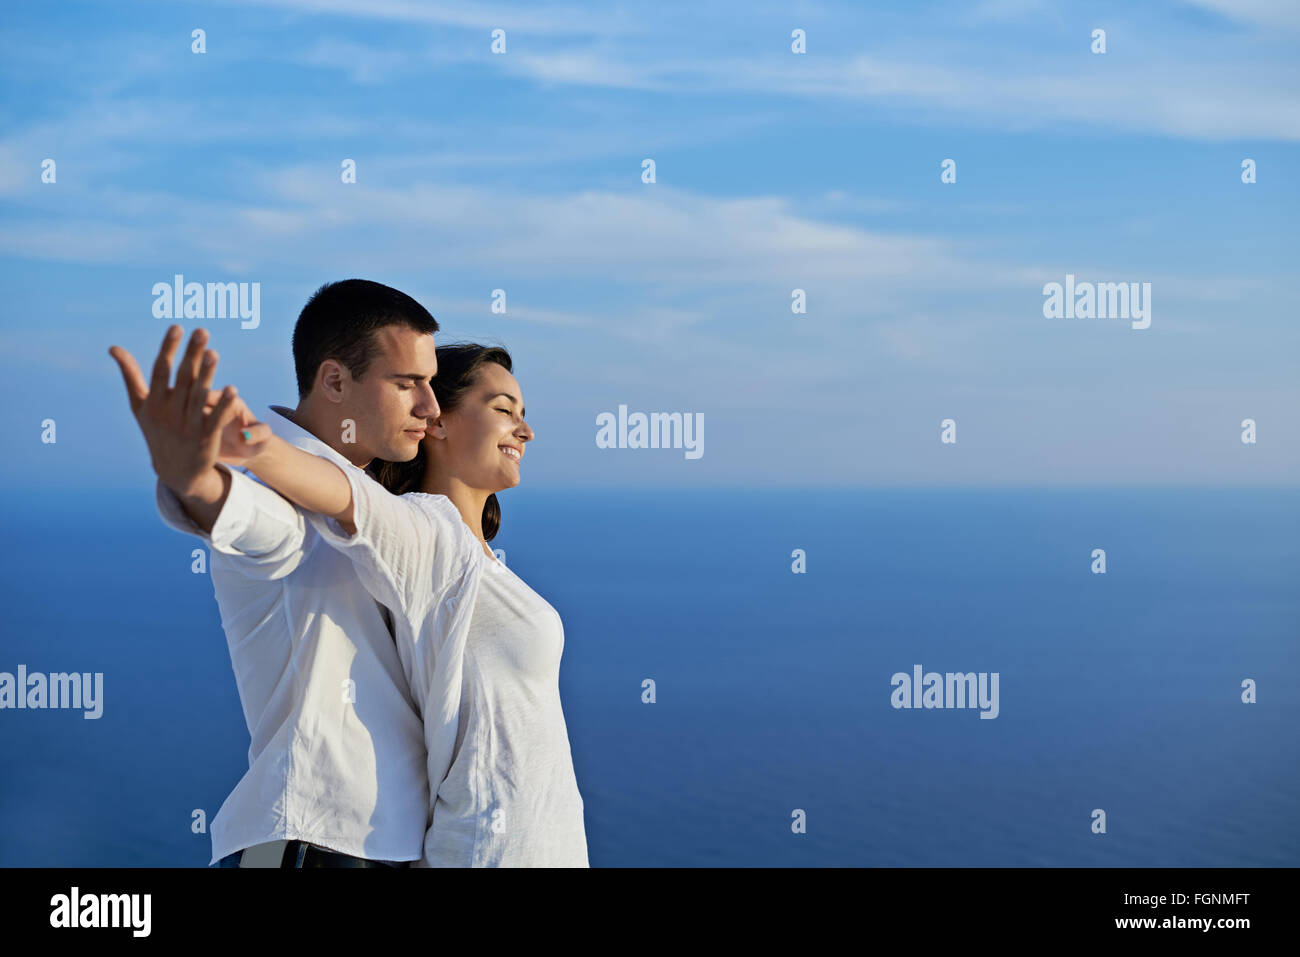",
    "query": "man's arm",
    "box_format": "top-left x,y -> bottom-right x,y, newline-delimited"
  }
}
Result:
111,326 -> 307,576
154,464 -> 309,579
109,324 -> 255,534
171,461 -> 233,535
